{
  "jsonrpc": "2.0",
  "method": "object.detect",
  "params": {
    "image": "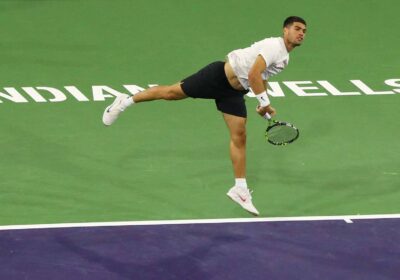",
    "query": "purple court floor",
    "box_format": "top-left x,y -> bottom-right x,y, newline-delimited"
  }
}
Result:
1,218 -> 399,280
